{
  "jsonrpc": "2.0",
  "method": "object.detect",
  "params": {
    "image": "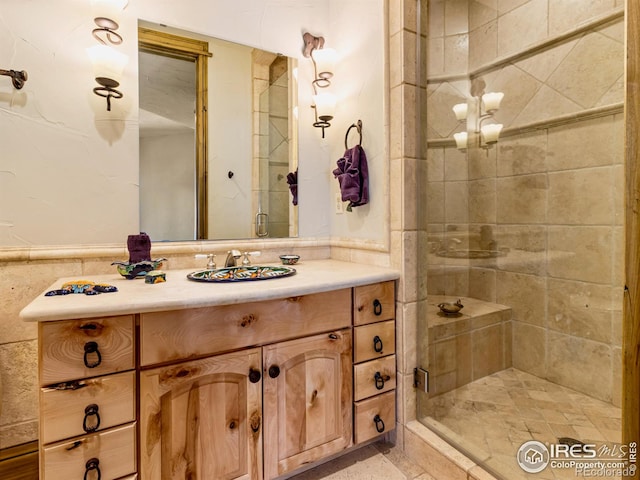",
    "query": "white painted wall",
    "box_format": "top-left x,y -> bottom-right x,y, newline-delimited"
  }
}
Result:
0,0 -> 385,247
